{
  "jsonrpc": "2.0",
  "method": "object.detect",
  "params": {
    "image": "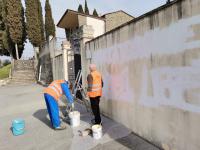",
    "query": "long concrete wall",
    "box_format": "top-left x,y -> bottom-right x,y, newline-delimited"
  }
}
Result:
84,0 -> 200,149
